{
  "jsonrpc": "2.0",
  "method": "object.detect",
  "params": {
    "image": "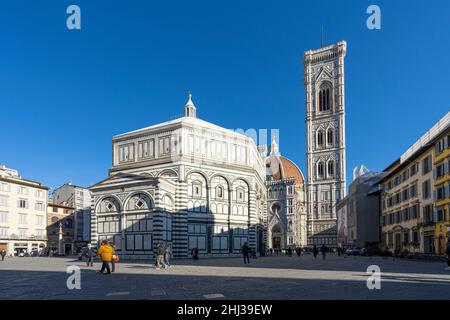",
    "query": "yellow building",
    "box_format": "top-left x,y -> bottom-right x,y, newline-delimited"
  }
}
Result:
434,132 -> 450,255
